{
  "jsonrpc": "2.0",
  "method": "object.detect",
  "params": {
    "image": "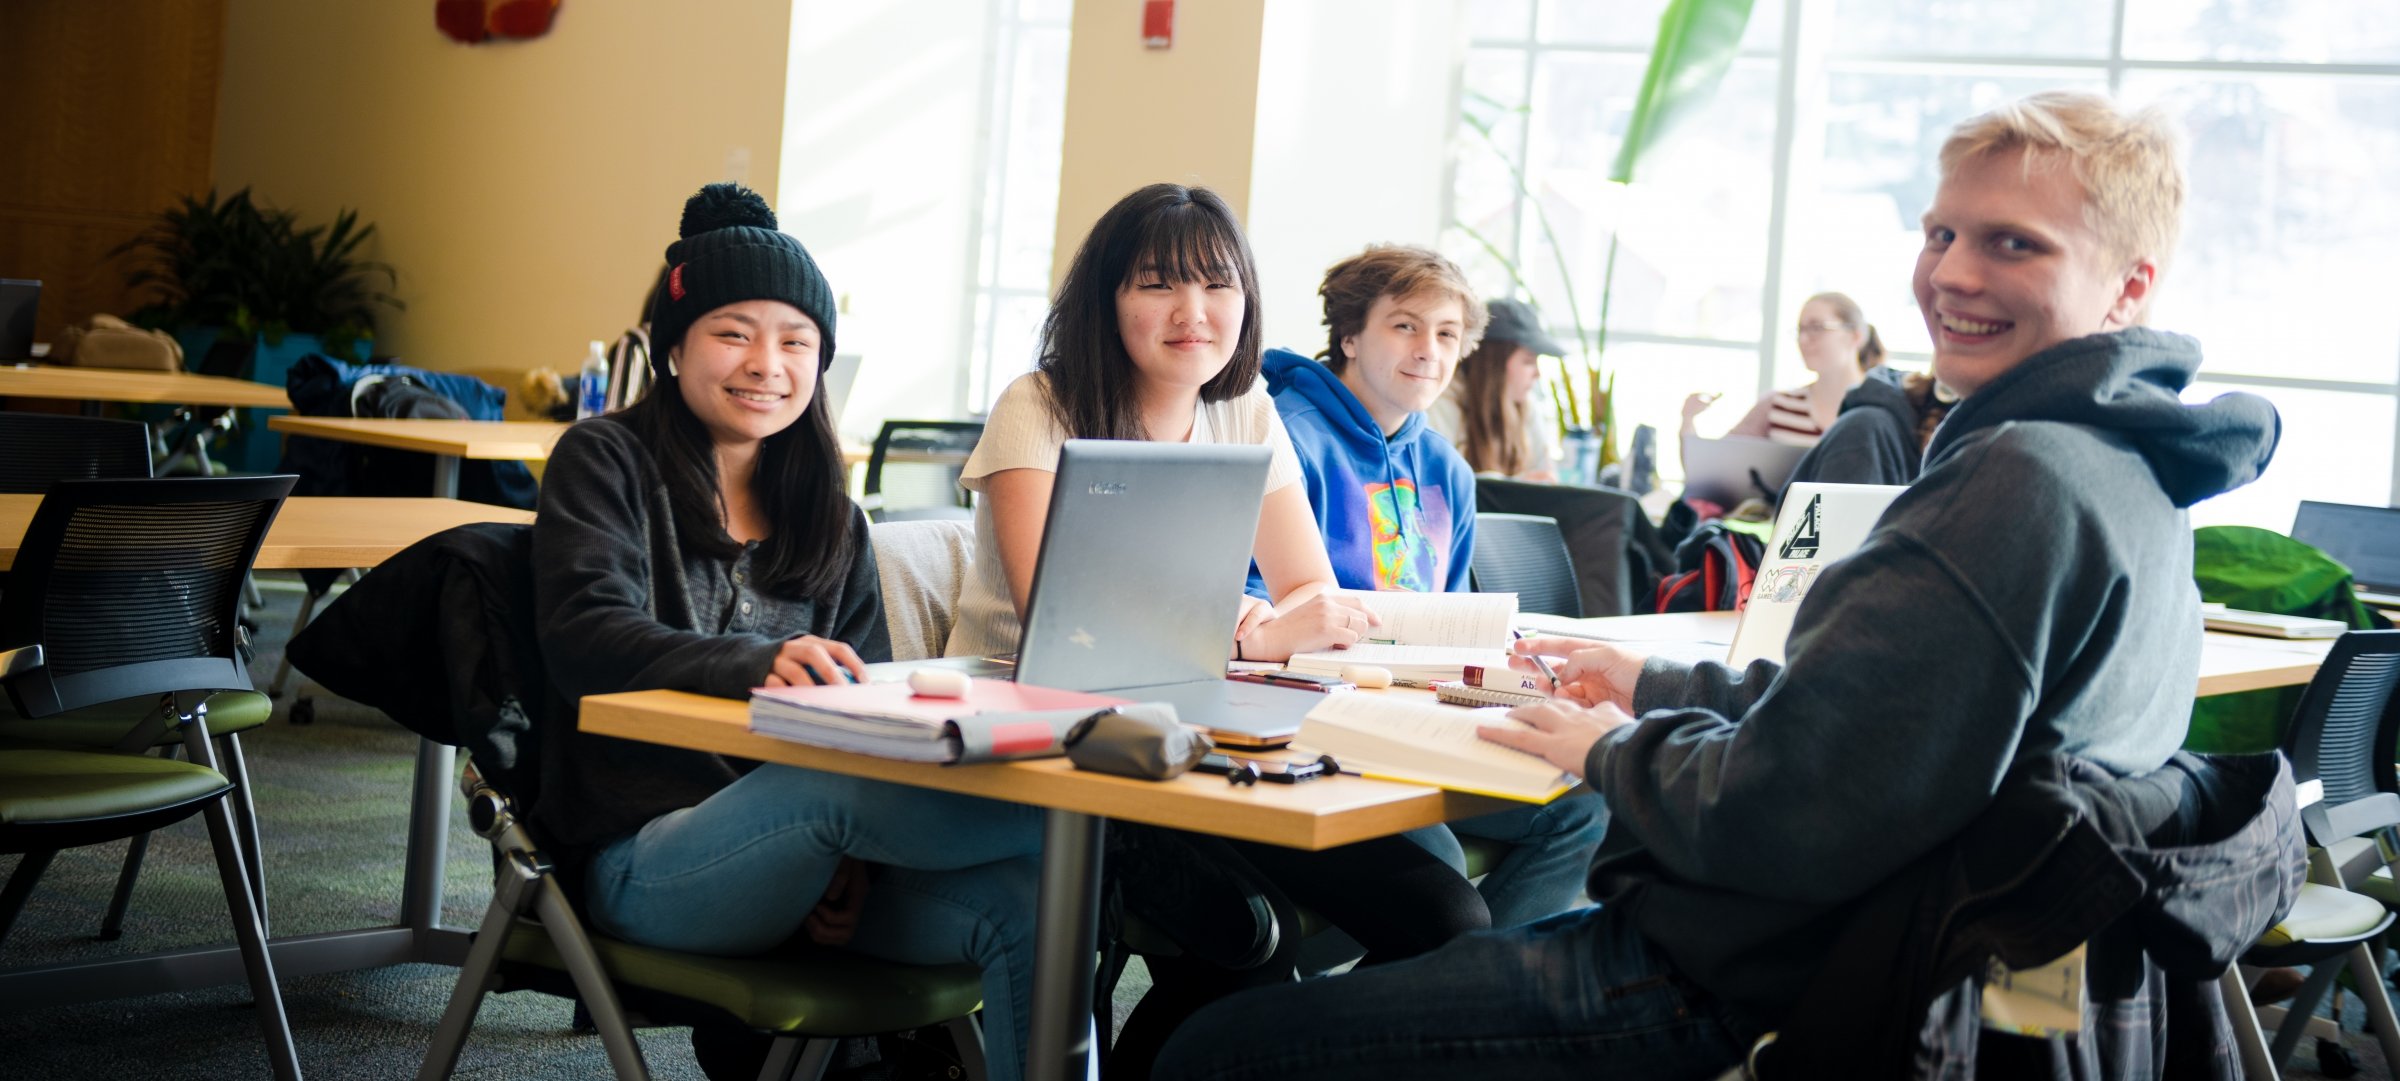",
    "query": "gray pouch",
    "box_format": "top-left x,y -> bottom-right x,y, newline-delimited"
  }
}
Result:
1063,703 -> 1213,780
